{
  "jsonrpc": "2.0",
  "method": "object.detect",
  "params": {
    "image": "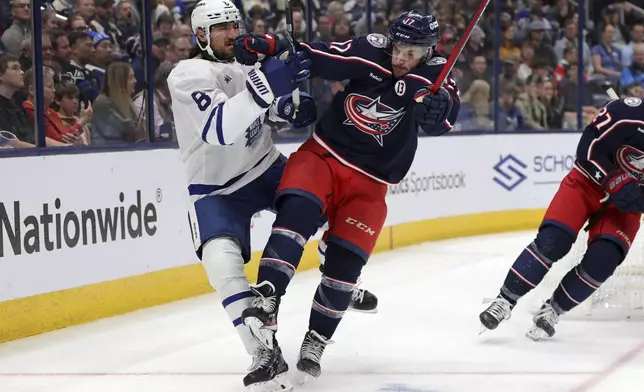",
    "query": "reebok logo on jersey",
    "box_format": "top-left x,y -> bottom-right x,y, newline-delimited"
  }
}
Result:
369,73 -> 383,82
